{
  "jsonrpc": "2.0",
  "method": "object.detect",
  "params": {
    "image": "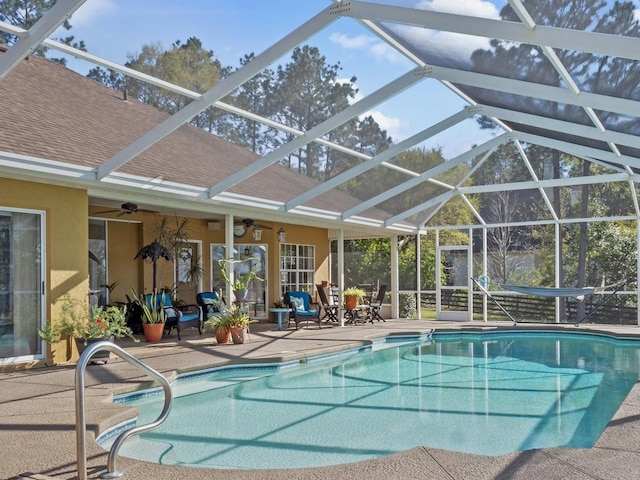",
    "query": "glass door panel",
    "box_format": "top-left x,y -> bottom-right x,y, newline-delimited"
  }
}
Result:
0,210 -> 44,363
